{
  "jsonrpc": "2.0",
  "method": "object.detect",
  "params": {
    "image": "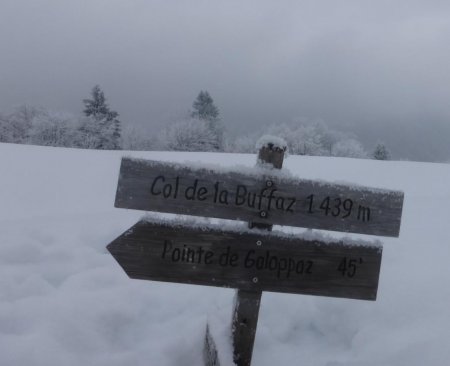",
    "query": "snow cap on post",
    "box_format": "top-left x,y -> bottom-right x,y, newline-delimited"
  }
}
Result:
255,135 -> 287,169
